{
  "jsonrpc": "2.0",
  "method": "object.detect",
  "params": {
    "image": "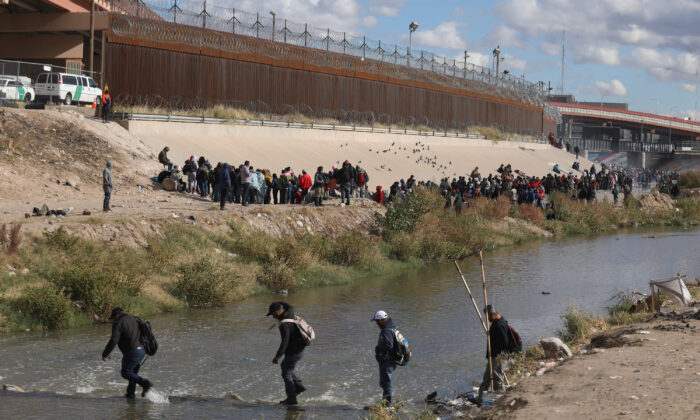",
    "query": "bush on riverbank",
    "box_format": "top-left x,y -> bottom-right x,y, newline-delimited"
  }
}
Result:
678,171 -> 700,189
15,284 -> 72,330
1,188 -> 698,332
